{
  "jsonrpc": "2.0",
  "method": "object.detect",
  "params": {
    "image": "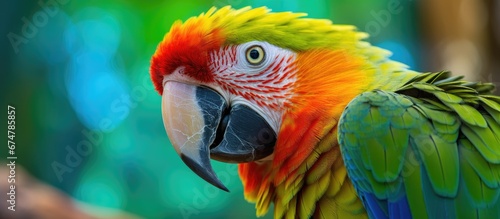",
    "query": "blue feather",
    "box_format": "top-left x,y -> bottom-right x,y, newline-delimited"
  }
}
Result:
388,196 -> 412,219
362,192 -> 389,219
